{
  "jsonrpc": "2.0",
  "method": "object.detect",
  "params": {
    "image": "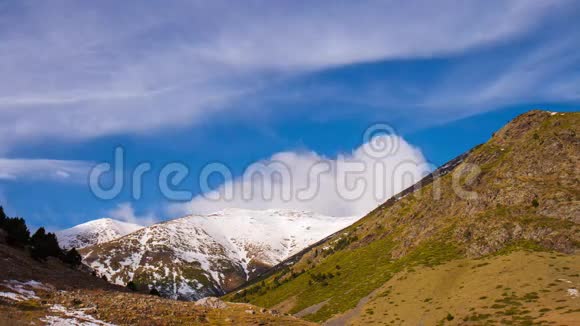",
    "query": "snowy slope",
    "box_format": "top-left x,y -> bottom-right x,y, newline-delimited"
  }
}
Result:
80,209 -> 359,300
56,218 -> 143,249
